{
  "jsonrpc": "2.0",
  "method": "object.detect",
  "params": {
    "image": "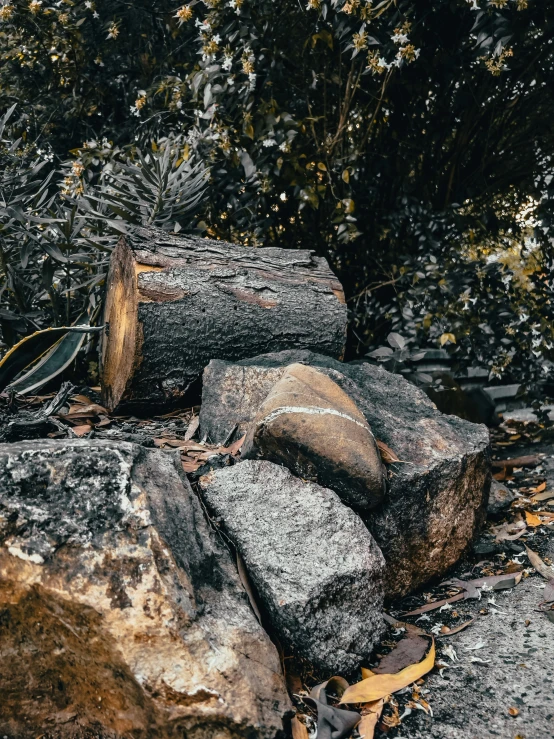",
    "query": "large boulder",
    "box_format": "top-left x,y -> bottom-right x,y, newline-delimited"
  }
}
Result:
241,363 -> 385,510
200,351 -> 490,599
199,460 -> 386,673
0,440 -> 290,739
